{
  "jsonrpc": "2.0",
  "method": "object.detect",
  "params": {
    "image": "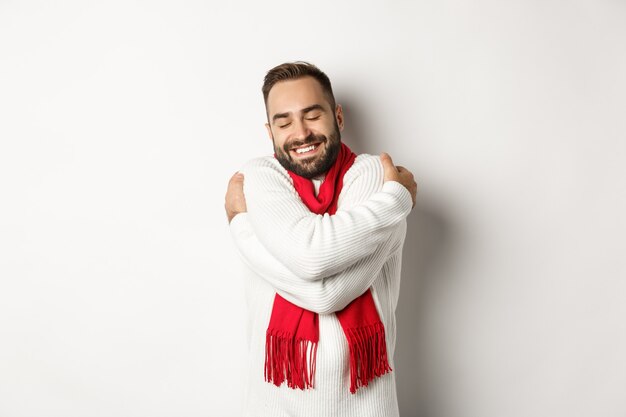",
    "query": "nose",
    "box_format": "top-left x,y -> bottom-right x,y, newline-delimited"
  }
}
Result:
292,118 -> 311,141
